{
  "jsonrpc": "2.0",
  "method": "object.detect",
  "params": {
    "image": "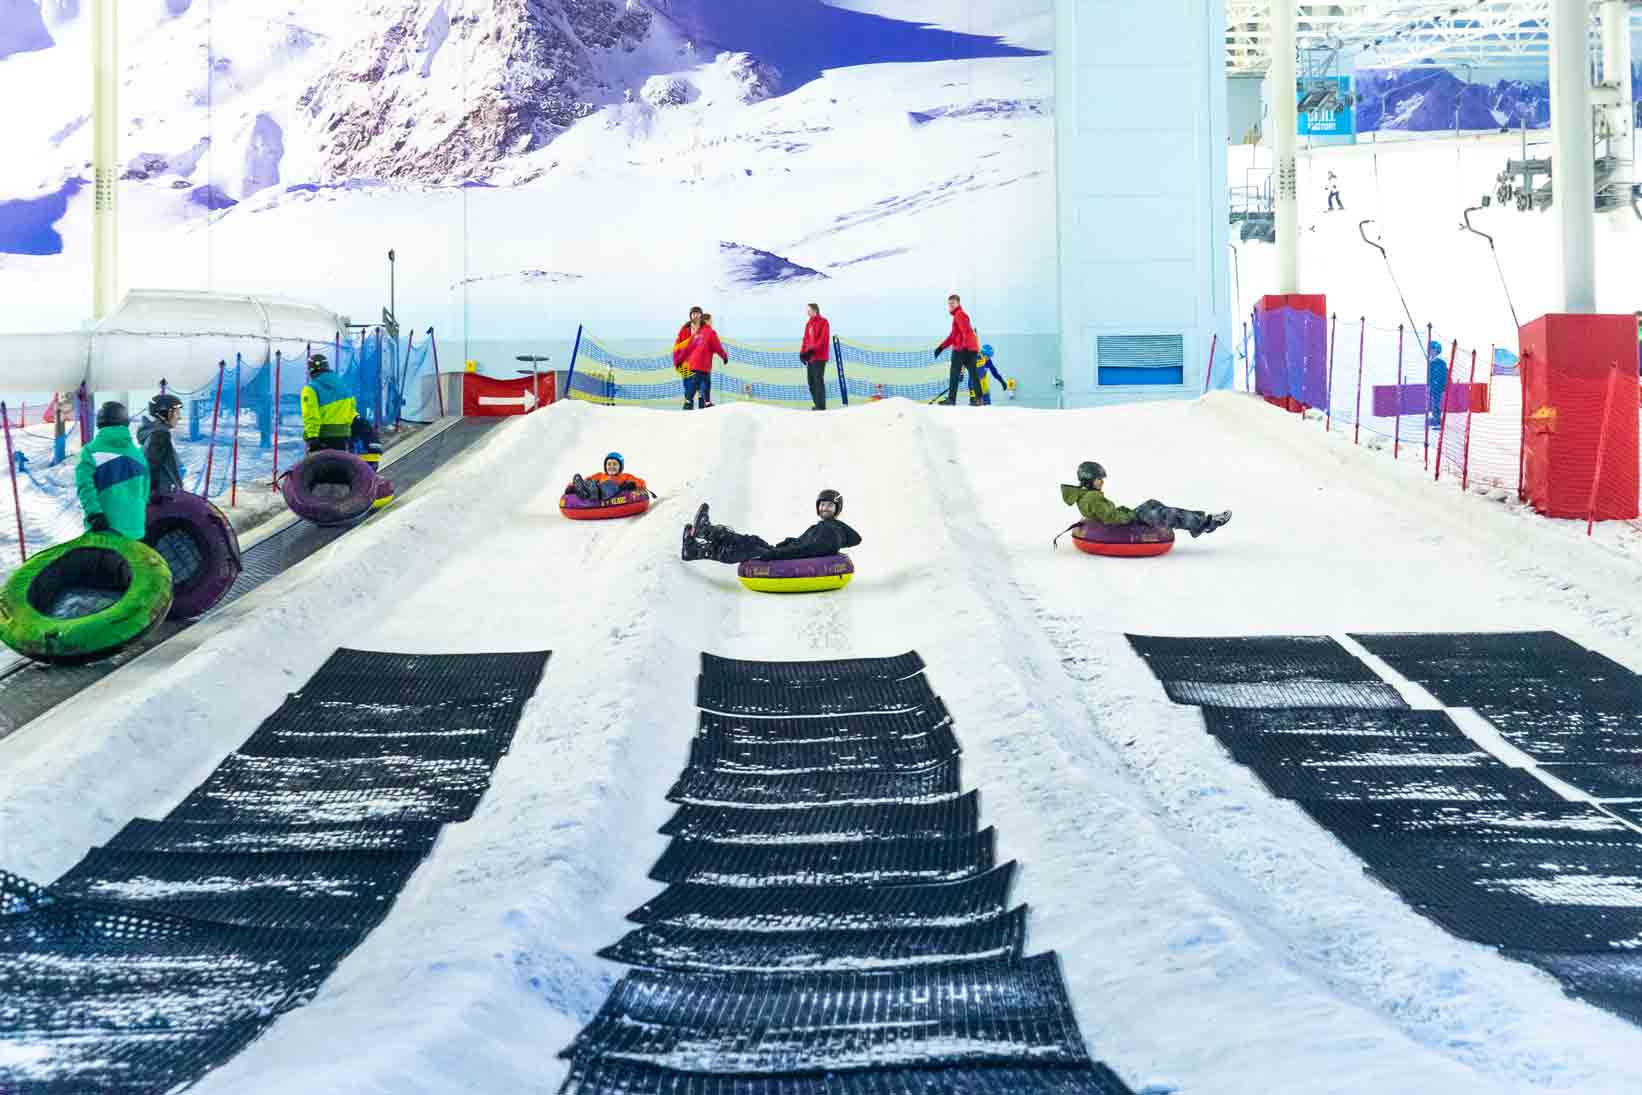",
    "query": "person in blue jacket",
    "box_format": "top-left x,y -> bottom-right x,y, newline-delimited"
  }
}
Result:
975,344 -> 1008,405
1425,339 -> 1449,428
